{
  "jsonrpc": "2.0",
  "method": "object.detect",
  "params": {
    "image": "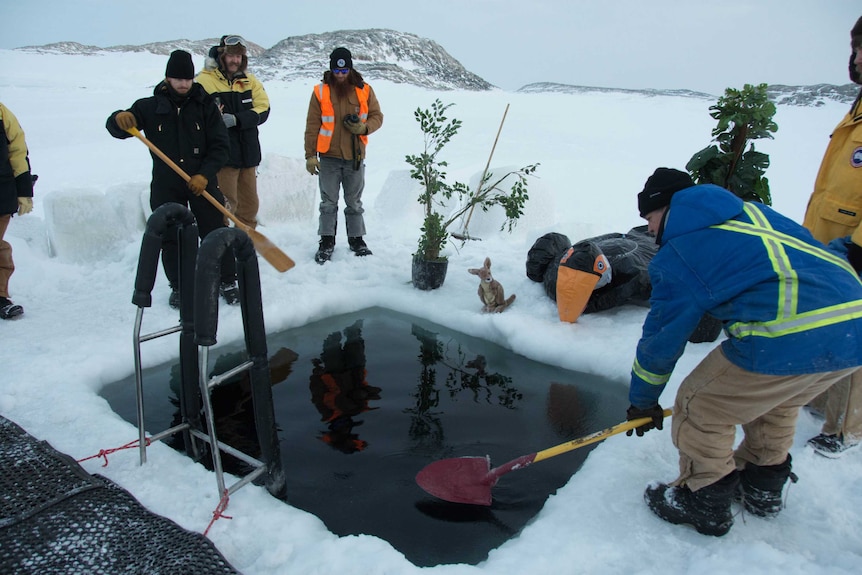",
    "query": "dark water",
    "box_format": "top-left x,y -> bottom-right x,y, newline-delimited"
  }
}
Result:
100,307 -> 628,567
